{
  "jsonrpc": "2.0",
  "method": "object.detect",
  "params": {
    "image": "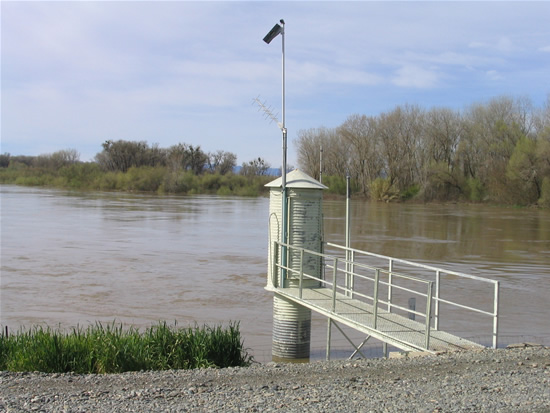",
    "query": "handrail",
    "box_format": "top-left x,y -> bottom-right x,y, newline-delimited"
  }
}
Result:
326,242 -> 495,283
324,242 -> 500,349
